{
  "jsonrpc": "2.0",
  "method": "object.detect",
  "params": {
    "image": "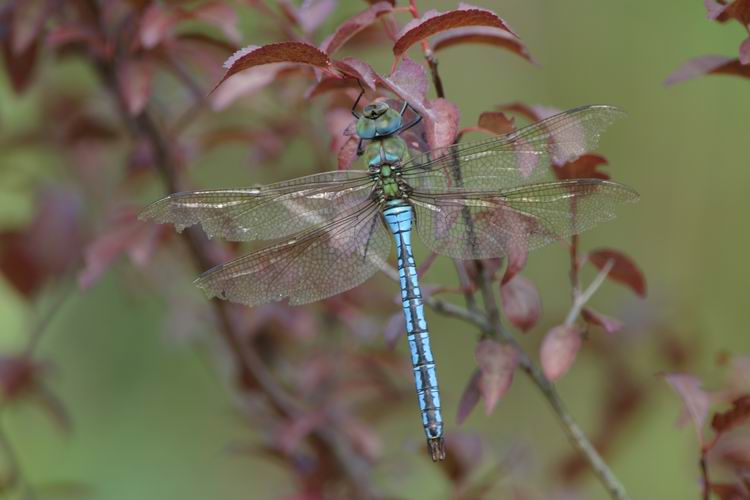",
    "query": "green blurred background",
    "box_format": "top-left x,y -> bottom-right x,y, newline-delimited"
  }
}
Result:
1,0 -> 748,498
